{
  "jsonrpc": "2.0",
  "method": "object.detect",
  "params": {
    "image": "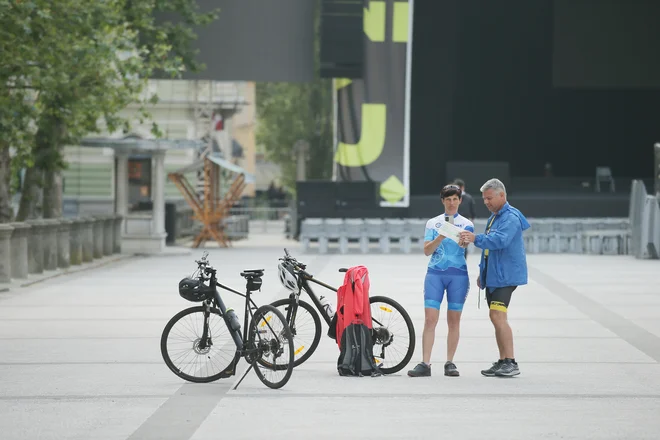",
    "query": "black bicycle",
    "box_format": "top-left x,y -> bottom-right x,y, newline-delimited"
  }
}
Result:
270,248 -> 416,374
160,253 -> 295,389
